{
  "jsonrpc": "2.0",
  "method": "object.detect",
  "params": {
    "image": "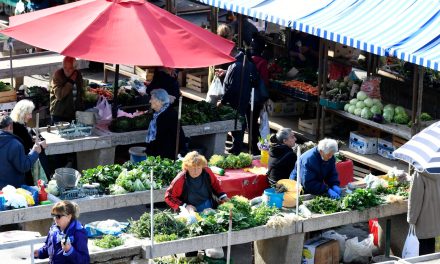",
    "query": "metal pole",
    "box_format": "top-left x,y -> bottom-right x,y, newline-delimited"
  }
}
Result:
249,88 -> 254,154
175,96 -> 182,160
385,219 -> 391,258
112,65 -> 120,118
319,41 -> 329,139
316,38 -> 324,138
226,208 -> 232,264
149,169 -> 154,261
8,38 -> 14,89
237,14 -> 243,49
234,49 -> 247,130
